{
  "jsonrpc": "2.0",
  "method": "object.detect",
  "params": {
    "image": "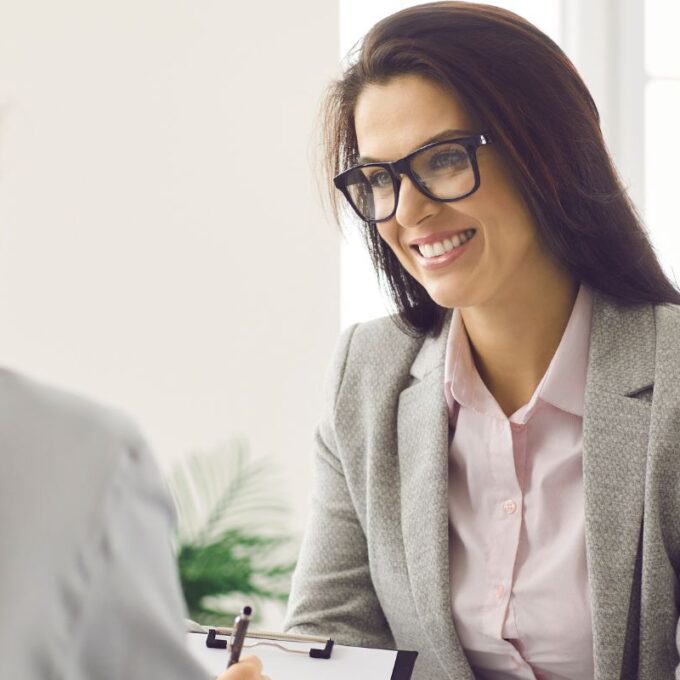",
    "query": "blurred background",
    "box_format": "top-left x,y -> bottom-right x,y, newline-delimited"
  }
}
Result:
0,0 -> 677,627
